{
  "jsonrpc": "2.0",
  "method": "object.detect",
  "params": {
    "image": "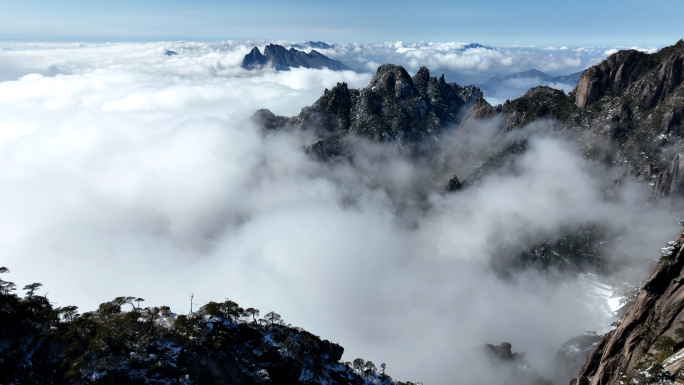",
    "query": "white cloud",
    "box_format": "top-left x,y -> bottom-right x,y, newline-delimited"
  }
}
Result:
0,119 -> 37,144
0,41 -> 678,385
1,39 -> 646,106
309,41 -> 621,78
